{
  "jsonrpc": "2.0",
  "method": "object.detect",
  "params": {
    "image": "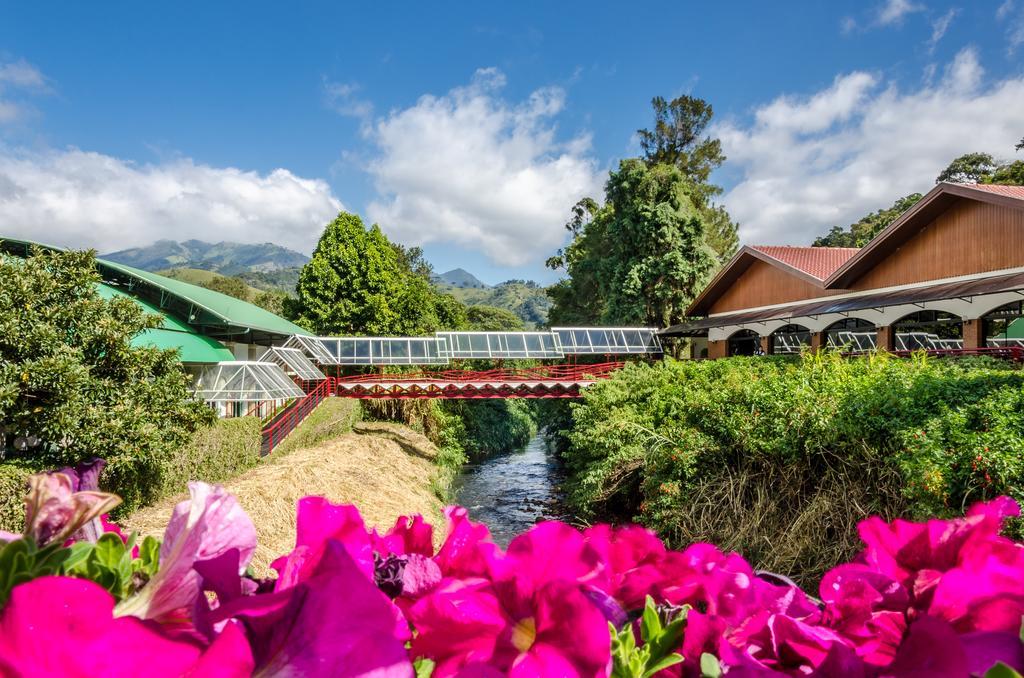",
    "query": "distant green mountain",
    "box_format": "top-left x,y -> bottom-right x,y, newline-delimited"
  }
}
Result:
431,268 -> 490,289
434,278 -> 552,328
102,239 -> 309,276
